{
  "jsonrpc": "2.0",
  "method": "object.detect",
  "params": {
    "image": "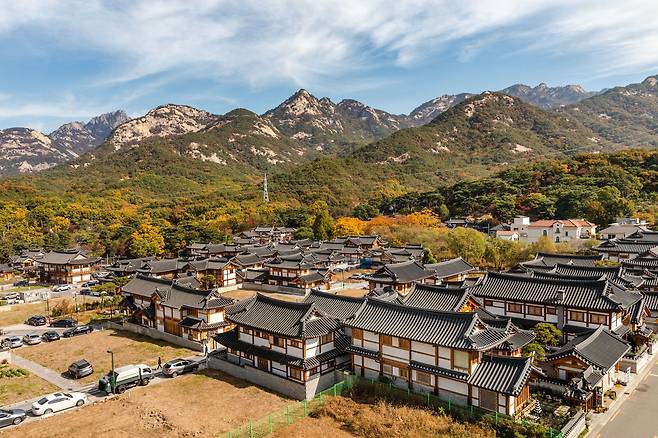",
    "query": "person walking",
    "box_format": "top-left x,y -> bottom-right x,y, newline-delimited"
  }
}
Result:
157,356 -> 162,370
